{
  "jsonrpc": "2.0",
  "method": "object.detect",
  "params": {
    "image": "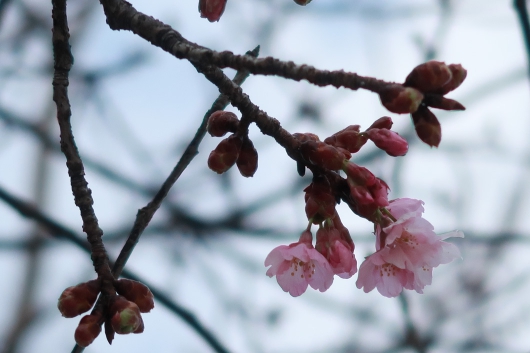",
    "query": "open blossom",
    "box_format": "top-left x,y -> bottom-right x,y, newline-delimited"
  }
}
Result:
265,231 -> 334,297
357,198 -> 463,297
